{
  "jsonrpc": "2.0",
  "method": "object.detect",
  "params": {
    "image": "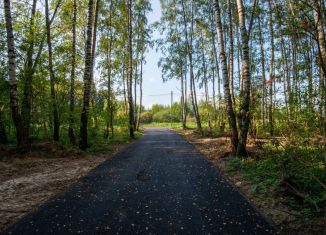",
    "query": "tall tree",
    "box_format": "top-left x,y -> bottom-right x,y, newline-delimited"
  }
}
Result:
257,9 -> 266,125
214,0 -> 238,154
268,0 -> 274,136
127,0 -> 135,138
181,0 -> 202,131
45,0 -> 60,141
235,0 -> 256,156
80,0 -> 95,150
3,0 -> 22,145
106,0 -> 114,138
228,0 -> 235,106
21,0 -> 37,145
136,47 -> 144,131
68,0 -> 77,145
